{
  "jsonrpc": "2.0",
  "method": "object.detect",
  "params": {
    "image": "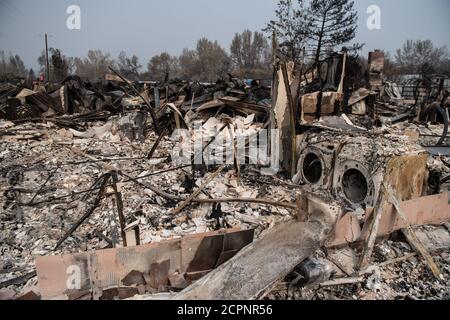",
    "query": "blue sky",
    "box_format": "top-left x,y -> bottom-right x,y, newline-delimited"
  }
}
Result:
1,0 -> 449,70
